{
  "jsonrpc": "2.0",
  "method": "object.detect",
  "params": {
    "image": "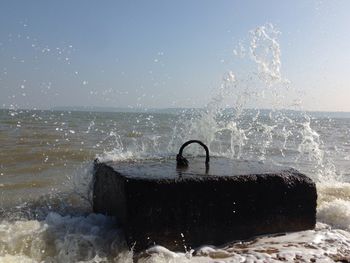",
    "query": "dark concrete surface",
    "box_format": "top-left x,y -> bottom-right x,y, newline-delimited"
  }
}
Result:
93,158 -> 317,252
